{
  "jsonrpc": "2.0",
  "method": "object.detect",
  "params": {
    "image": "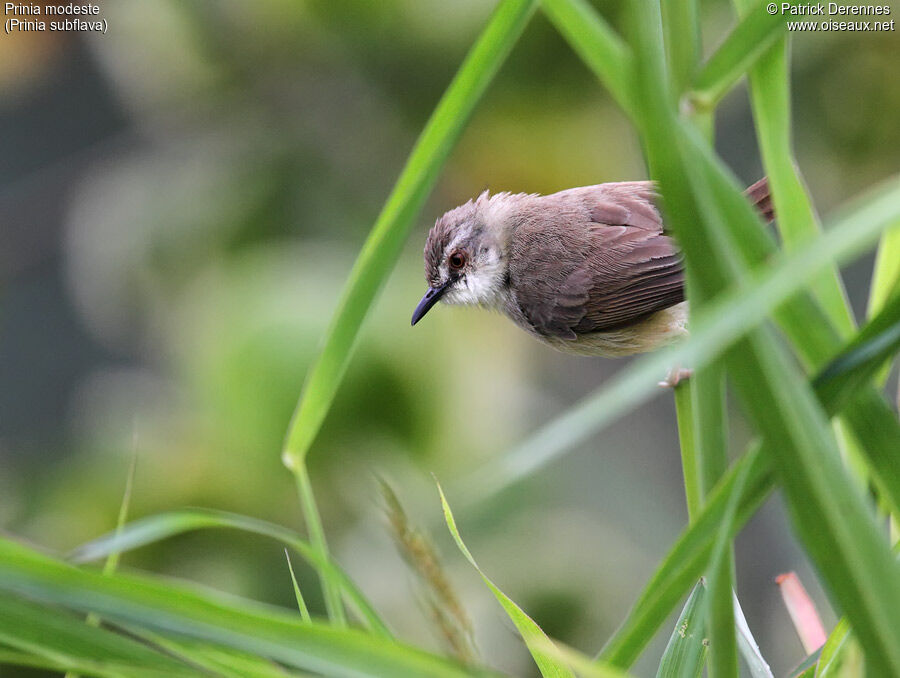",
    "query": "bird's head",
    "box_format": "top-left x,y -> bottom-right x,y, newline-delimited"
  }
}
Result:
411,192 -> 513,326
